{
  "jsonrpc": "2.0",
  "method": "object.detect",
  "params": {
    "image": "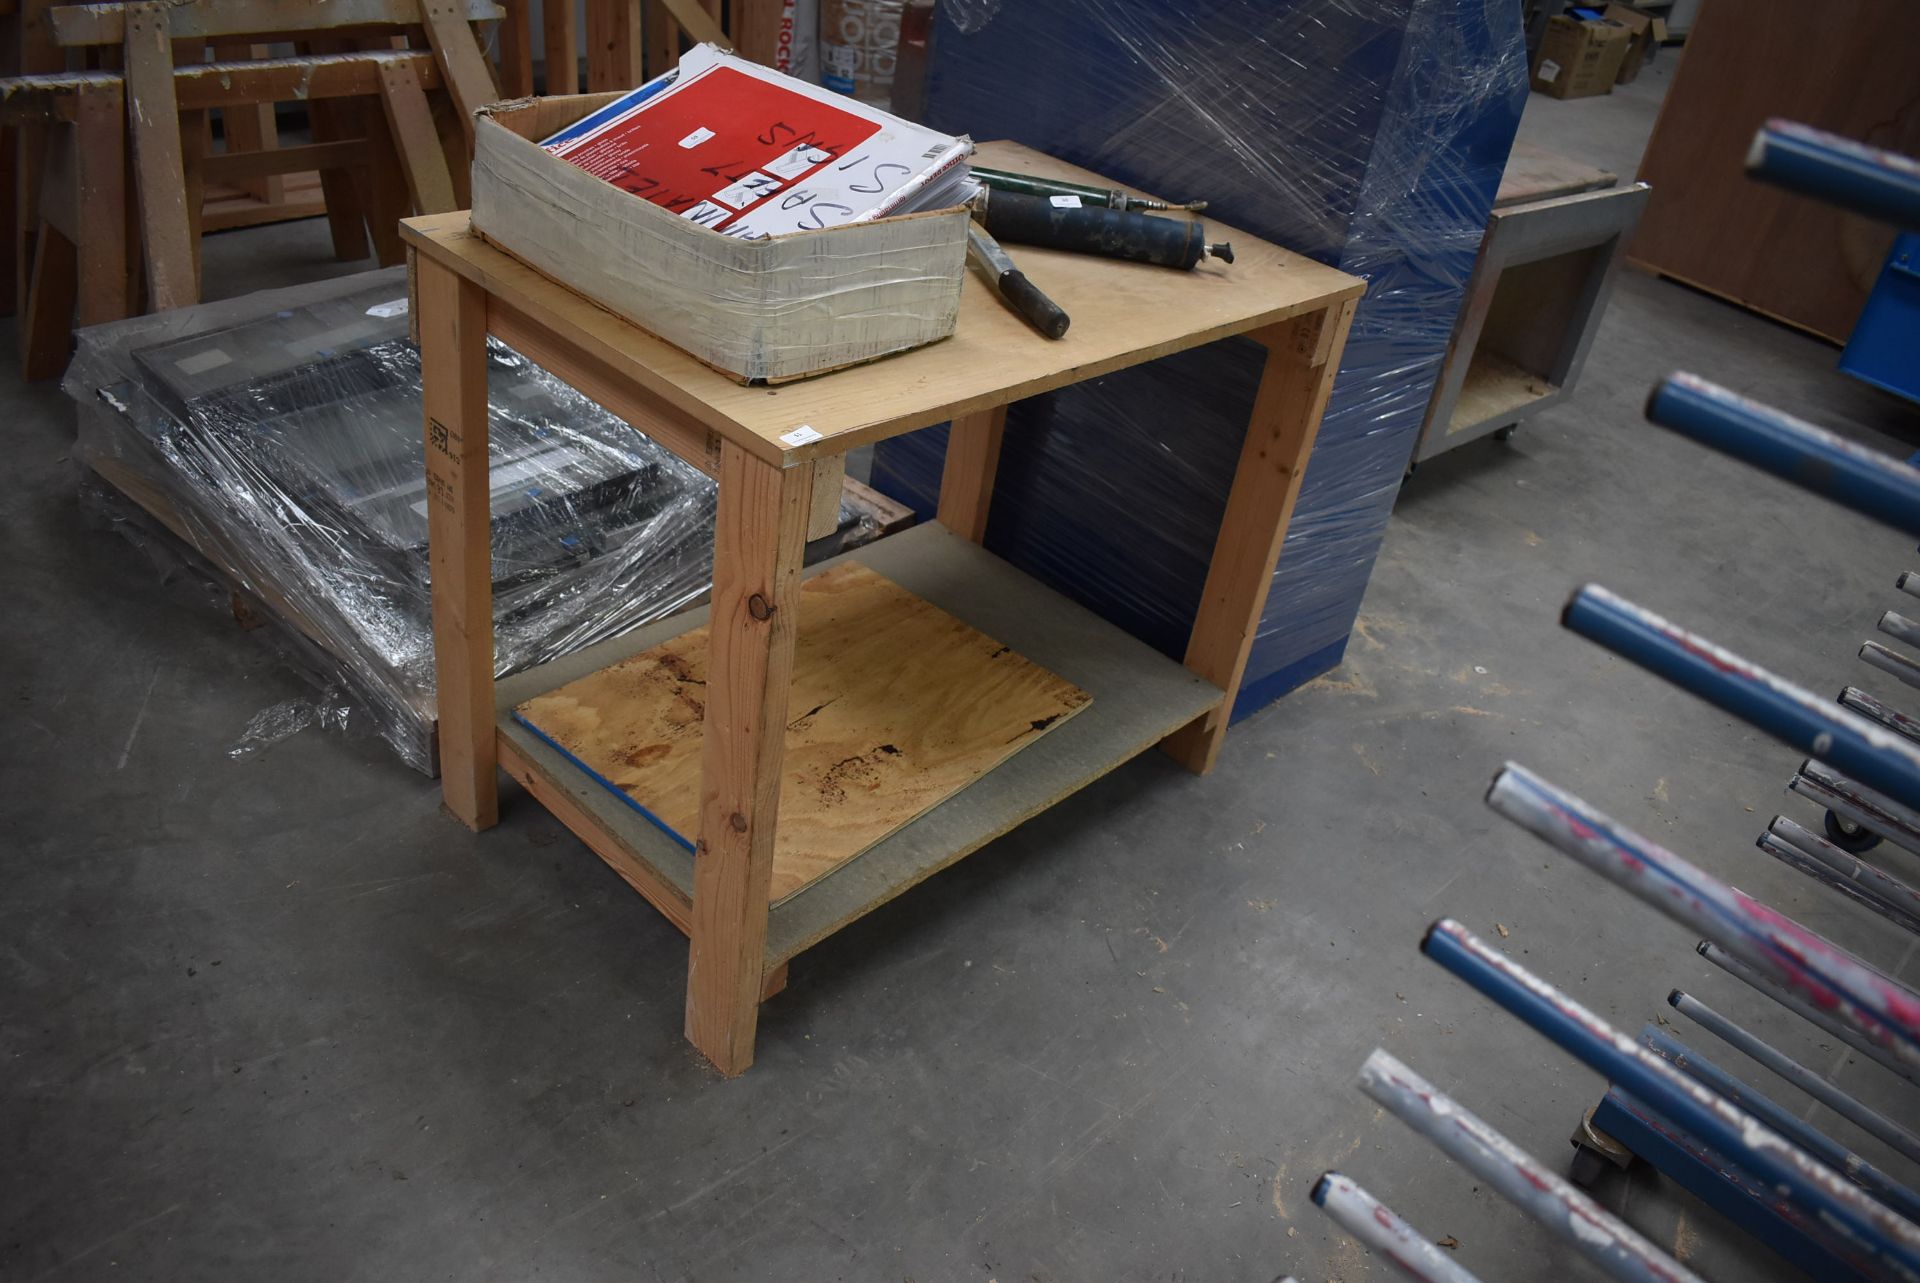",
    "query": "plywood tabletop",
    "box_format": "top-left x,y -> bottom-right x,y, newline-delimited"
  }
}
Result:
401,140 -> 1364,468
